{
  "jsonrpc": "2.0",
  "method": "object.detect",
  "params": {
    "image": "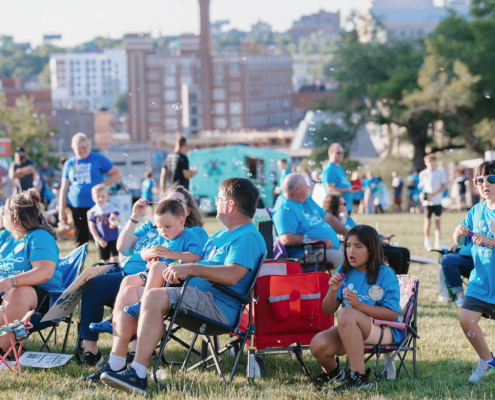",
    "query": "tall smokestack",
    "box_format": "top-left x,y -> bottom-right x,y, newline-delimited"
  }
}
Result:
199,0 -> 213,131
